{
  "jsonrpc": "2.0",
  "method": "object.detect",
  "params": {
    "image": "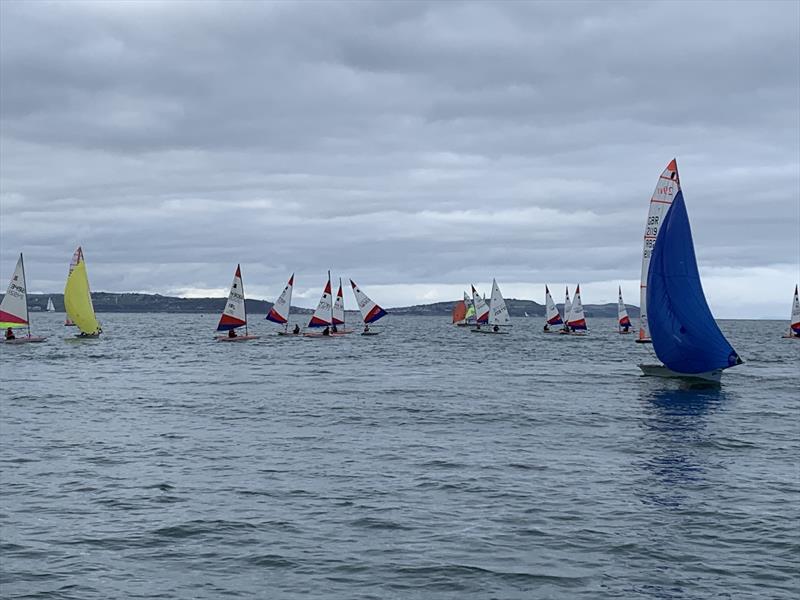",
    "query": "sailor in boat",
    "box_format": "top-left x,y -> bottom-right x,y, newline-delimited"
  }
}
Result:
493,324 -> 500,332
364,325 -> 370,333
331,324 -> 338,333
621,323 -> 630,333
562,323 -> 571,334
293,324 -> 300,335
228,329 -> 237,339
543,323 -> 550,332
322,326 -> 330,336
5,327 -> 15,341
